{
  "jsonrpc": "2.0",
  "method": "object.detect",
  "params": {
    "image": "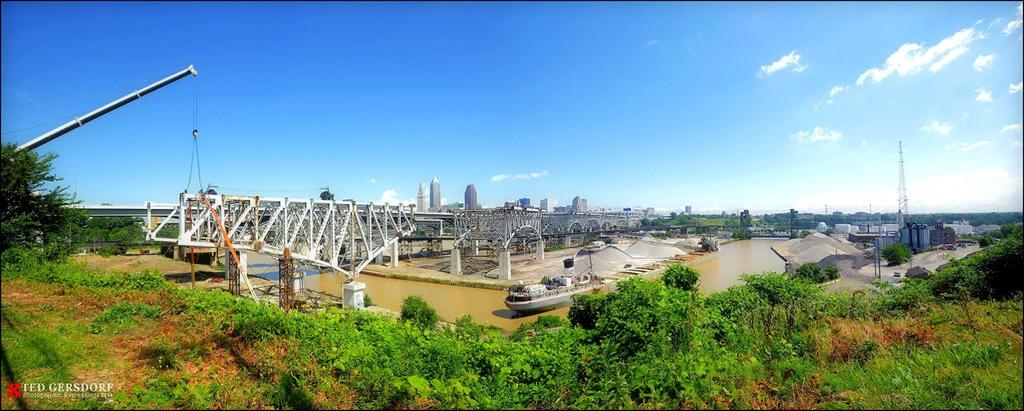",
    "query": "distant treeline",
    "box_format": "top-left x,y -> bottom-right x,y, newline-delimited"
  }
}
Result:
649,211 -> 1022,230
